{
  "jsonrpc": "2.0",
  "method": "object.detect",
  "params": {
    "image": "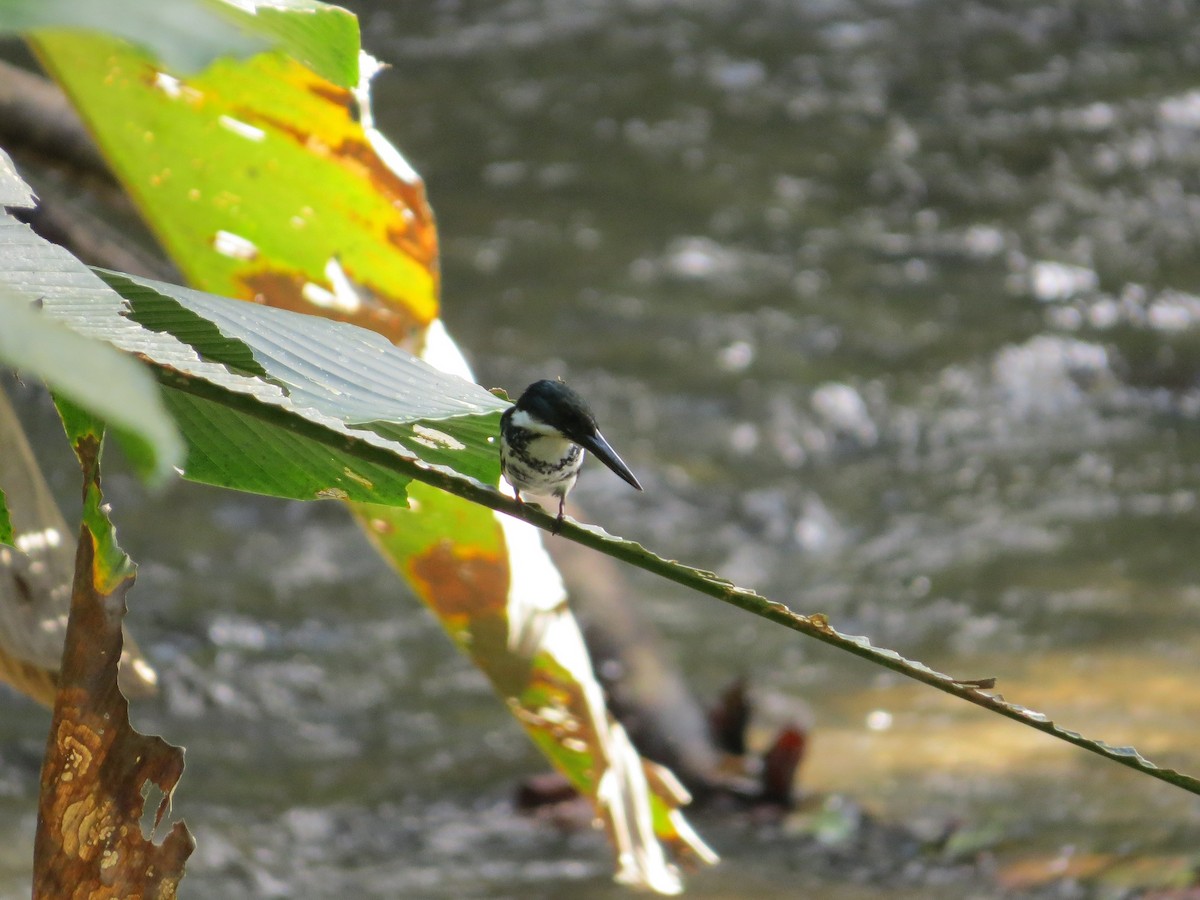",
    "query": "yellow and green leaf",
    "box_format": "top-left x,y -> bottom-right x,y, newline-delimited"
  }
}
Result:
34,32 -> 437,344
